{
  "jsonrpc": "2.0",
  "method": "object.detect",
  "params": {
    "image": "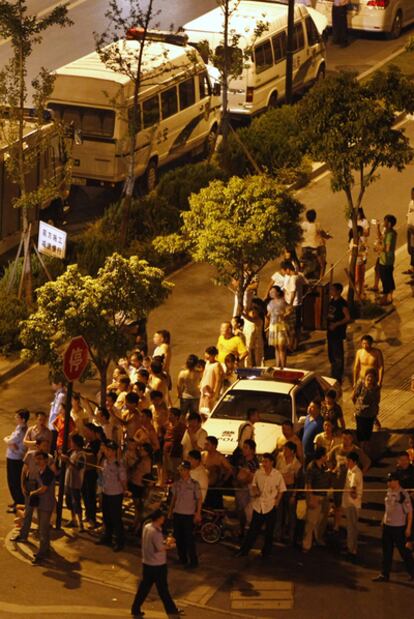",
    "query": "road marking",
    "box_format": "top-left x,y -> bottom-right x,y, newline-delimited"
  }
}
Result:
231,580 -> 294,611
0,602 -> 165,617
0,0 -> 90,49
